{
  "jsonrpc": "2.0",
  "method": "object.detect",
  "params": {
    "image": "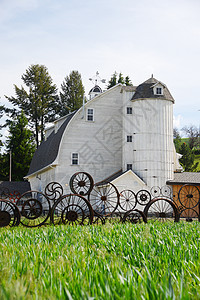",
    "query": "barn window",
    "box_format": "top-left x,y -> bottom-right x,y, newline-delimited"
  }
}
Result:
127,164 -> 132,170
156,87 -> 162,95
71,153 -> 79,165
127,135 -> 132,142
127,107 -> 132,114
87,108 -> 94,121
